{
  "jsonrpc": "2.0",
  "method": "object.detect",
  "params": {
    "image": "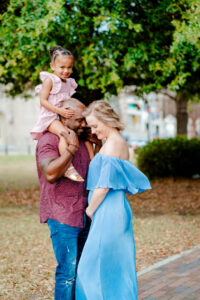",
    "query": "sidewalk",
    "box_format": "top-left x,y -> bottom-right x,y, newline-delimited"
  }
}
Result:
138,245 -> 200,300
